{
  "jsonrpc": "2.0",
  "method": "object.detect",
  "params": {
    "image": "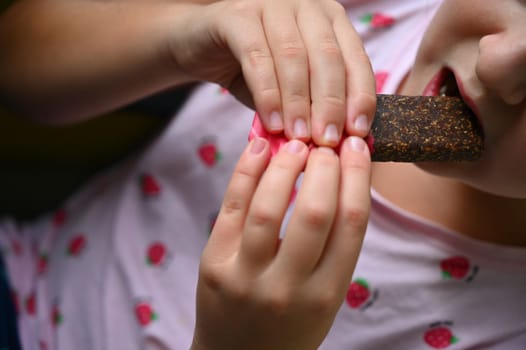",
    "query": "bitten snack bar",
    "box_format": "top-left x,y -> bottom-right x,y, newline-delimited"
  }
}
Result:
249,94 -> 484,162
367,94 -> 484,162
